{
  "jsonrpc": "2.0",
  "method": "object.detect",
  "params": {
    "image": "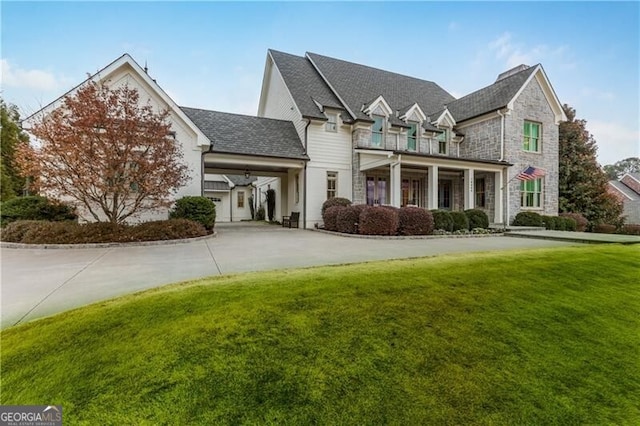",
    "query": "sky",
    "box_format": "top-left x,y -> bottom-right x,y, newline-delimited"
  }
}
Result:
1,1 -> 638,166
